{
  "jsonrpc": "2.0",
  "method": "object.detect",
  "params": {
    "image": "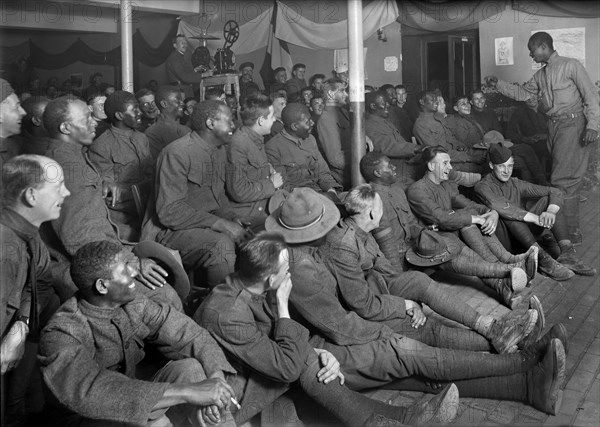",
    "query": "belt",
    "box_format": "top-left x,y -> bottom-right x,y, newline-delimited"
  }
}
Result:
547,111 -> 583,121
